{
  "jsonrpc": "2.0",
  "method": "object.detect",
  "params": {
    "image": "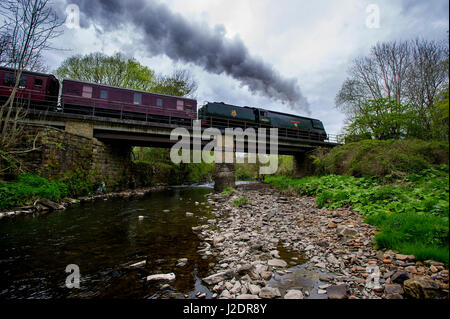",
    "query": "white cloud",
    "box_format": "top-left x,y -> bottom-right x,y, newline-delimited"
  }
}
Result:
47,0 -> 448,135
